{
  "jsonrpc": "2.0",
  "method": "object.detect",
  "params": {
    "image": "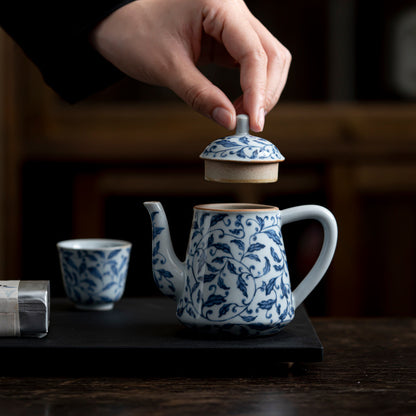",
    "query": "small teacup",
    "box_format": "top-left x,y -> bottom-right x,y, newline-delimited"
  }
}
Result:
57,239 -> 132,311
